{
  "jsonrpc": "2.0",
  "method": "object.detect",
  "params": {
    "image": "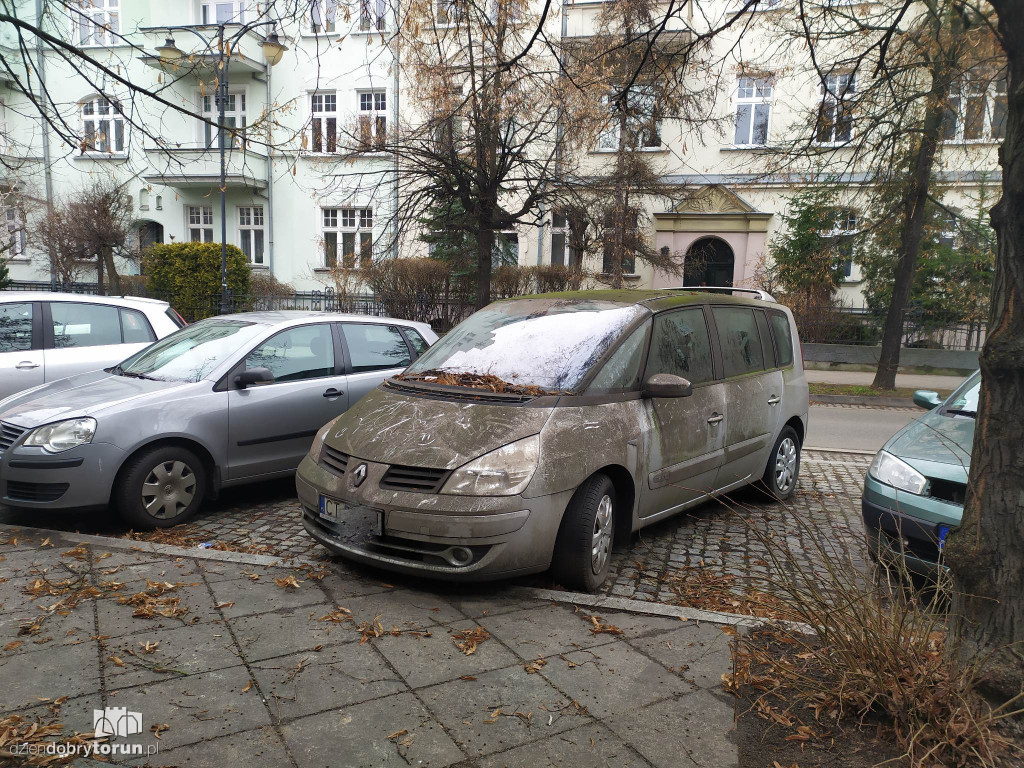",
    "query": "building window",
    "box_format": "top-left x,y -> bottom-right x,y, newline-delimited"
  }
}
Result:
81,97 -> 125,154
436,0 -> 464,25
360,0 -> 387,31
309,0 -> 337,33
550,212 -> 580,267
601,211 -> 637,274
4,206 -> 27,259
597,87 -> 661,151
825,209 -> 858,279
322,207 -> 373,268
187,205 -> 214,243
938,209 -> 958,249
155,195 -> 163,210
493,230 -> 518,268
358,91 -> 387,150
815,73 -> 855,144
944,72 -> 1007,142
310,93 -> 338,153
238,205 -> 265,265
201,90 -> 246,149
734,75 -> 772,145
77,0 -> 119,46
201,1 -> 248,24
